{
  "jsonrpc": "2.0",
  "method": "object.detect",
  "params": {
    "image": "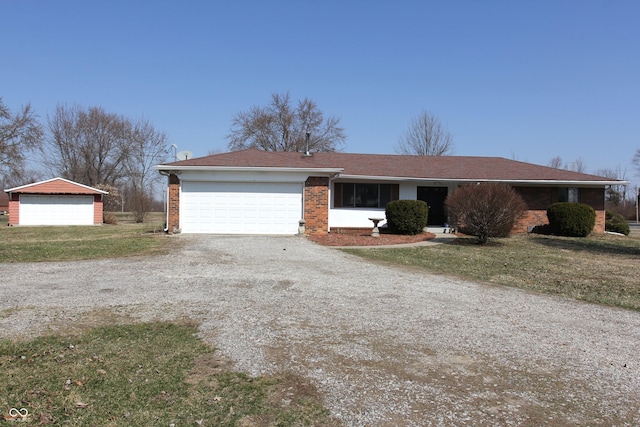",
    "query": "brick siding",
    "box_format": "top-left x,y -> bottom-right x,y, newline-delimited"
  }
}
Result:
7,193 -> 19,226
167,174 -> 180,233
304,177 -> 329,234
513,186 -> 606,234
94,195 -> 103,224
